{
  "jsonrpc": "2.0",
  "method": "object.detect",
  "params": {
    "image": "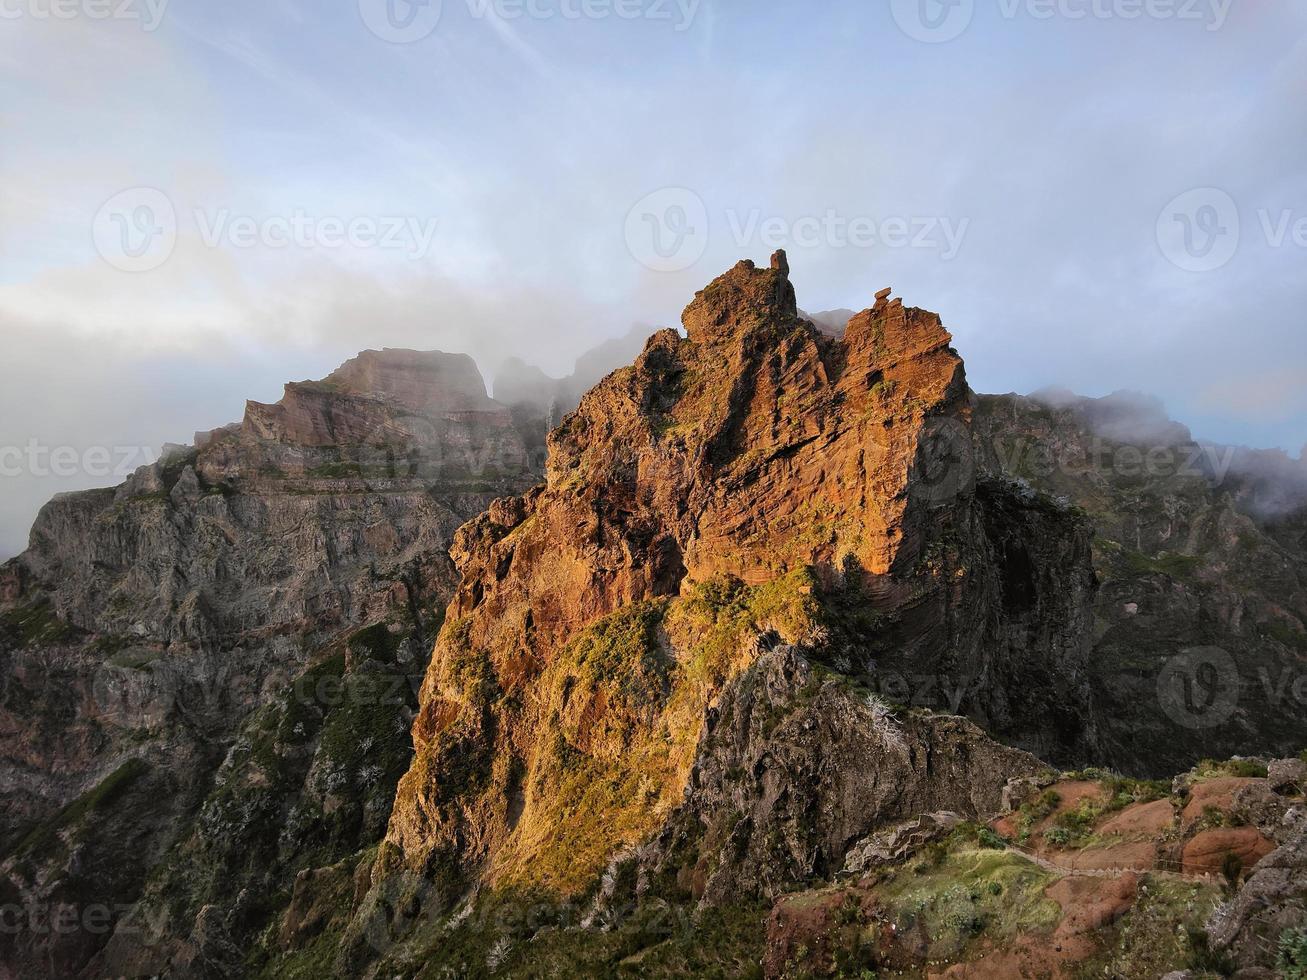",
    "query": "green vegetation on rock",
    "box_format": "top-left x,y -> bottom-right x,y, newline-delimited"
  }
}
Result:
383,886 -> 768,979
877,848 -> 1061,963
11,758 -> 148,859
1279,927 -> 1307,980
669,568 -> 821,686
0,598 -> 77,647
1070,879 -> 1223,980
